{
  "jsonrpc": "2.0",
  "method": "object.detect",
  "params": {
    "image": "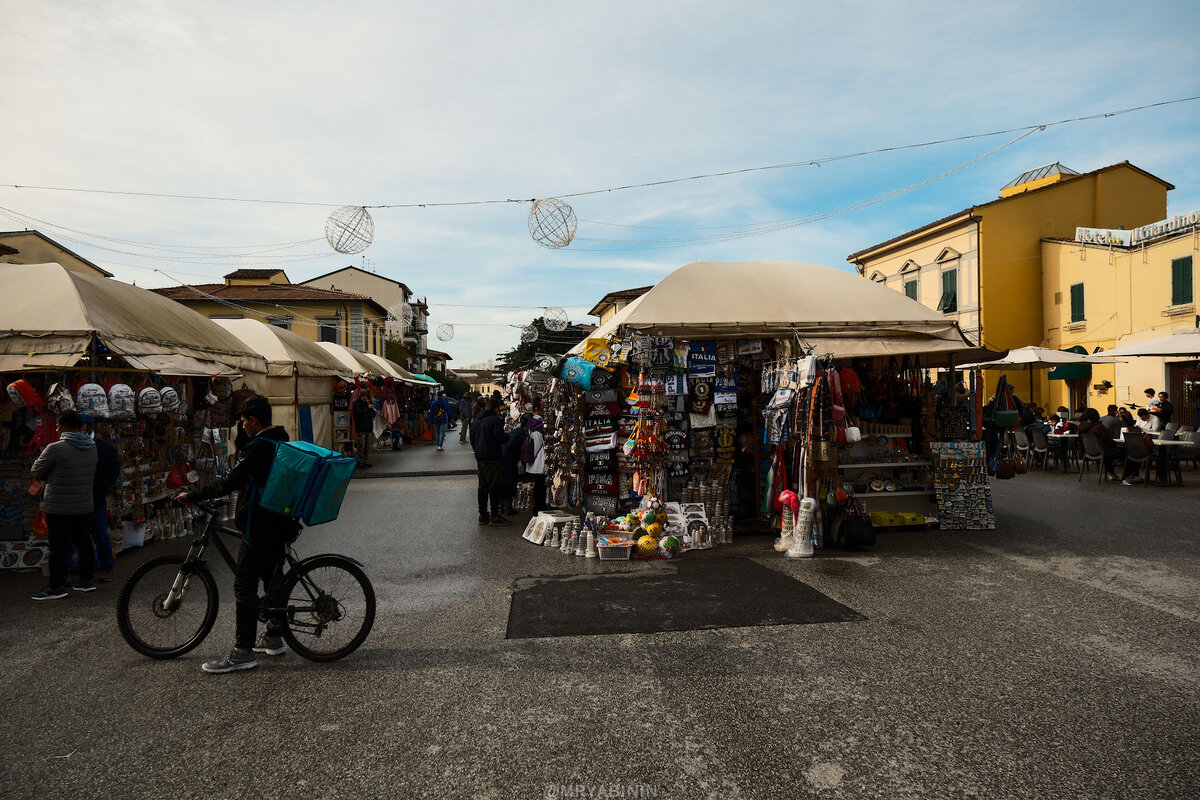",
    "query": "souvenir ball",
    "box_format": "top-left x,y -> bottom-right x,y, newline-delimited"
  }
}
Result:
645,522 -> 663,538
636,535 -> 659,557
660,536 -> 681,556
